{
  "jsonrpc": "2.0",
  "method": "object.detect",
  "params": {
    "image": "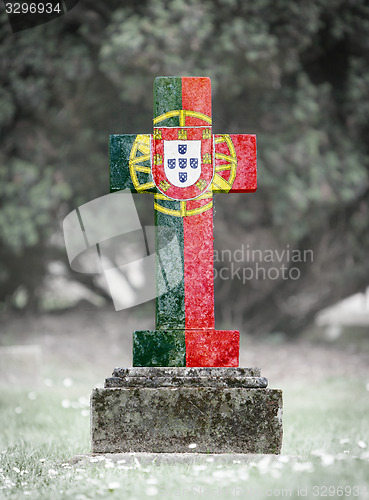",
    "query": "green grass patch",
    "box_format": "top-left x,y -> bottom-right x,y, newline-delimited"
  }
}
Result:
0,378 -> 369,499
